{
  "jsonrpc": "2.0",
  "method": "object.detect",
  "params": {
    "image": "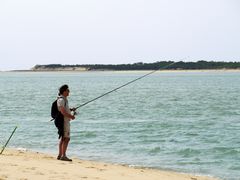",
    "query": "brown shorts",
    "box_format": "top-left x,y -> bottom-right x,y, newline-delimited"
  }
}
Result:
63,119 -> 70,138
